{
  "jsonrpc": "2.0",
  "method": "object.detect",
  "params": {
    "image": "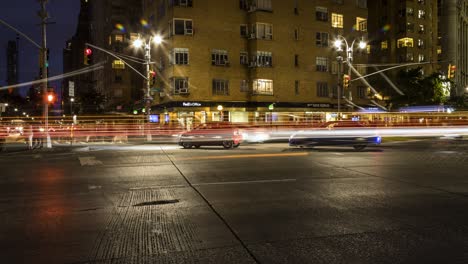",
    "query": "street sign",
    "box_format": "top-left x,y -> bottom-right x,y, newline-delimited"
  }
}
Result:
151,87 -> 161,92
69,81 -> 75,97
268,103 -> 274,110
